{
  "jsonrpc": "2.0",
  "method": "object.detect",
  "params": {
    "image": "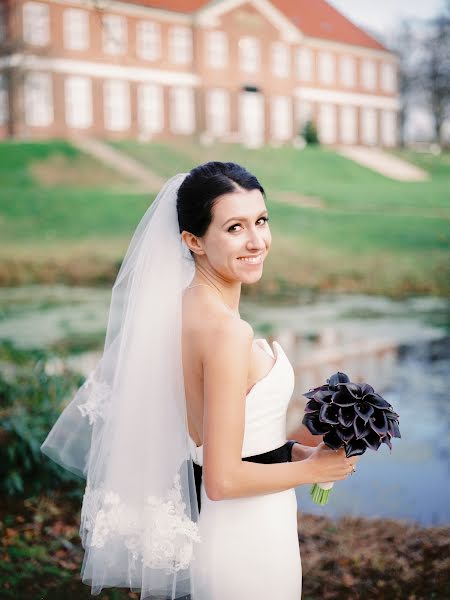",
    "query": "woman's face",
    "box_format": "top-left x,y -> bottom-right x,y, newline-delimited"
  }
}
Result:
198,187 -> 271,284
